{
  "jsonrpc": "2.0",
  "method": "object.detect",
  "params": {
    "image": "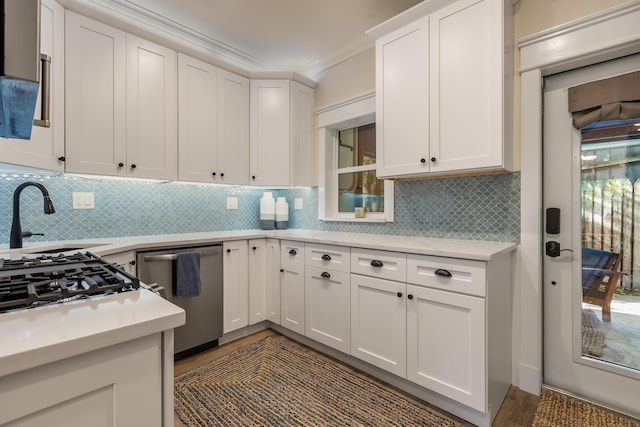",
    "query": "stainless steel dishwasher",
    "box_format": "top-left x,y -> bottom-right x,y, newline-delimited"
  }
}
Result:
136,244 -> 223,358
